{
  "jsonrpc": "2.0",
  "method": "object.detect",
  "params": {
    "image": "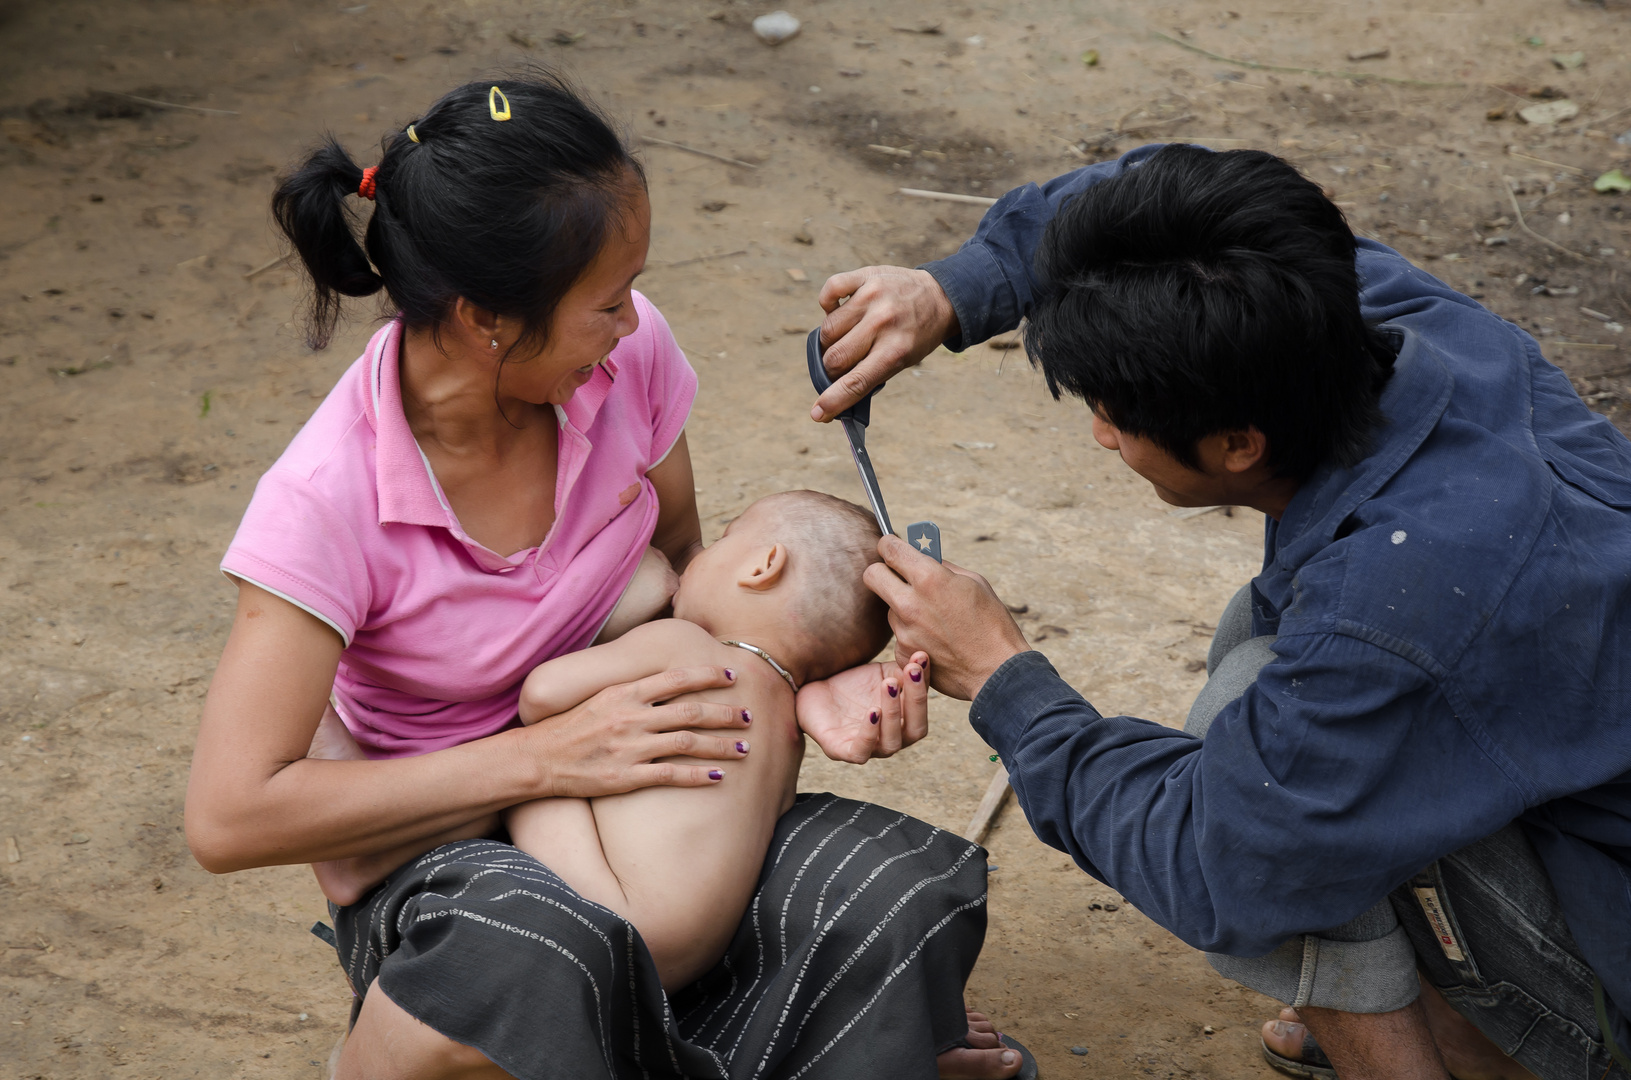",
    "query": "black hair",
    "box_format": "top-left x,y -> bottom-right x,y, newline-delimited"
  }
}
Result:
1023,145 -> 1396,480
271,71 -> 644,350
